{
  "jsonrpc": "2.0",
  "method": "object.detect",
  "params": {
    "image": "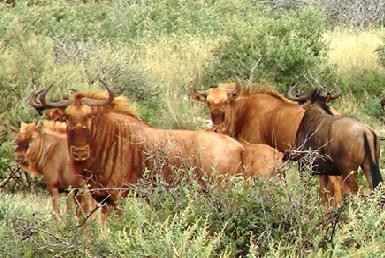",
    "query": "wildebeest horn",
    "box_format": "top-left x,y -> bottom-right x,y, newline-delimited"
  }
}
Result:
380,97 -> 385,111
28,88 -> 45,111
286,86 -> 309,102
189,88 -> 208,98
29,85 -> 72,111
188,73 -> 208,98
327,87 -> 342,101
80,79 -> 115,106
